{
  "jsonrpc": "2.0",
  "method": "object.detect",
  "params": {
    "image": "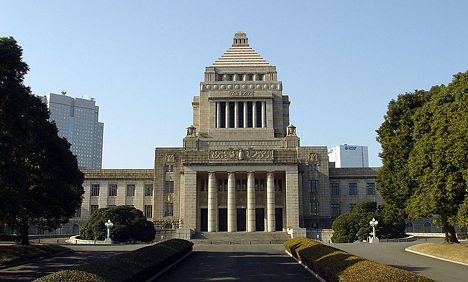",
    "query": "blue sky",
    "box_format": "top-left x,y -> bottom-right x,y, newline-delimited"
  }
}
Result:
2,1 -> 467,168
